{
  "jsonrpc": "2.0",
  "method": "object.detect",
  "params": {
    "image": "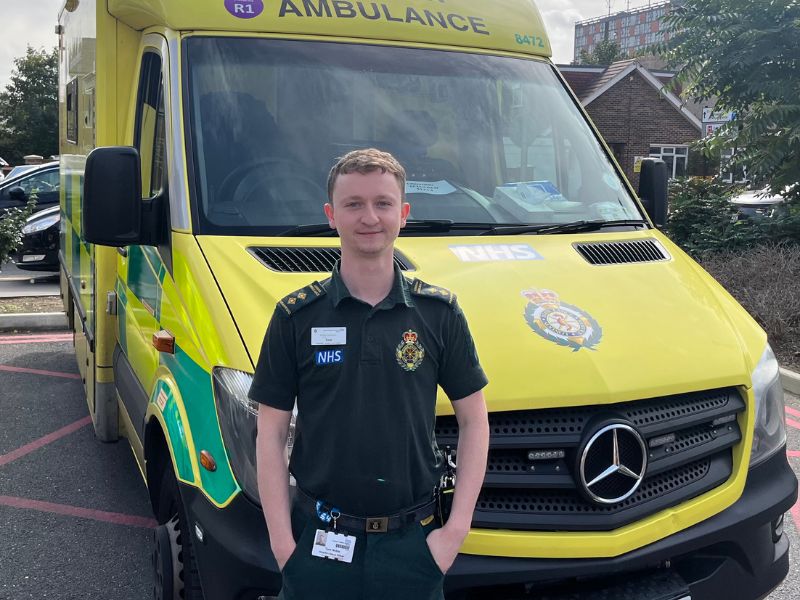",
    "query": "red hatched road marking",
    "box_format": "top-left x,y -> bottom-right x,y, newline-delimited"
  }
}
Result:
0,339 -> 71,345
0,410 -> 156,529
0,416 -> 92,468
785,417 -> 800,431
788,451 -> 800,458
785,406 -> 800,419
0,333 -> 72,344
0,495 -> 156,529
0,365 -> 81,380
